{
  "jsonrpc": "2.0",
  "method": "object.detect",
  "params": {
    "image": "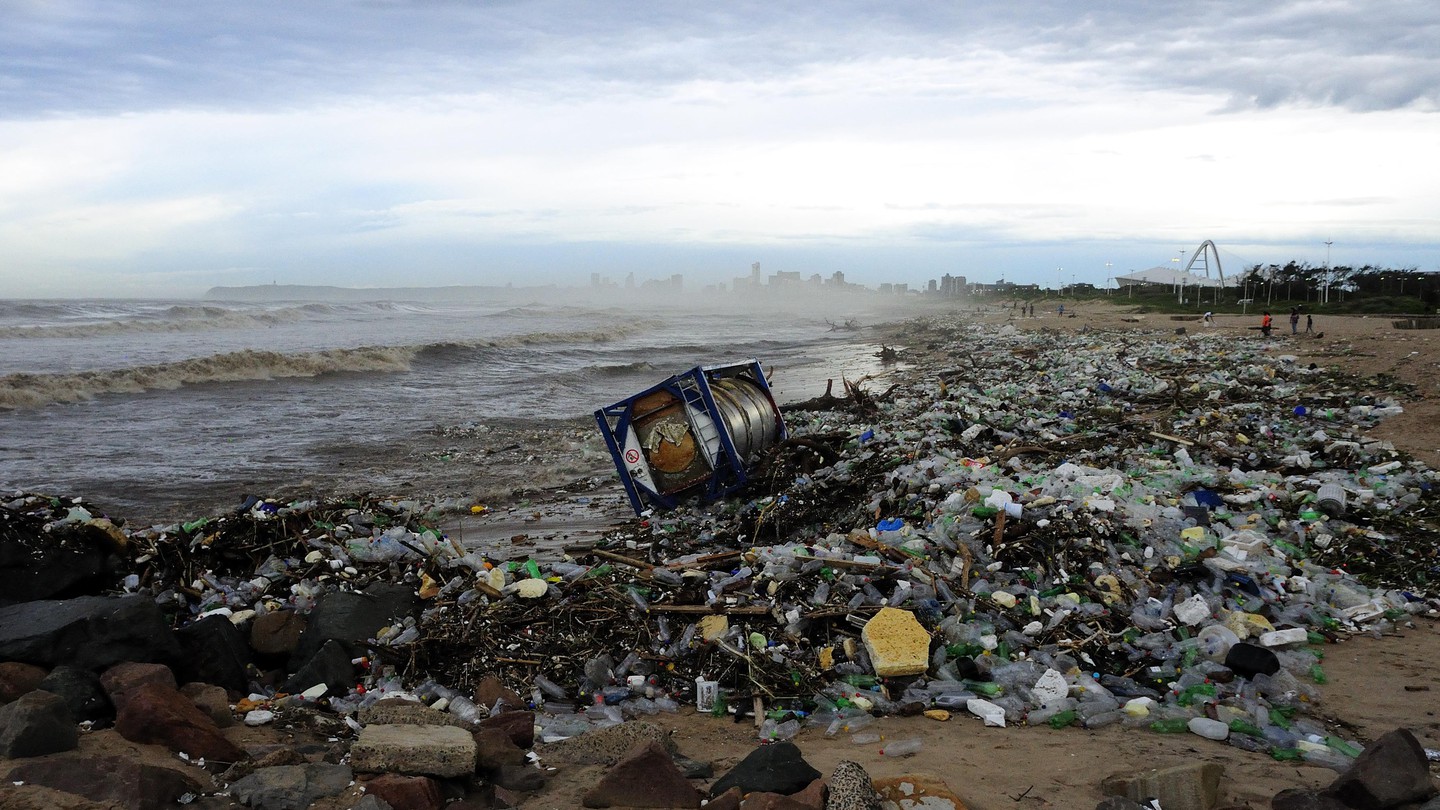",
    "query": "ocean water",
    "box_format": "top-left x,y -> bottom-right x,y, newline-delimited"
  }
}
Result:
0,291 -> 916,523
